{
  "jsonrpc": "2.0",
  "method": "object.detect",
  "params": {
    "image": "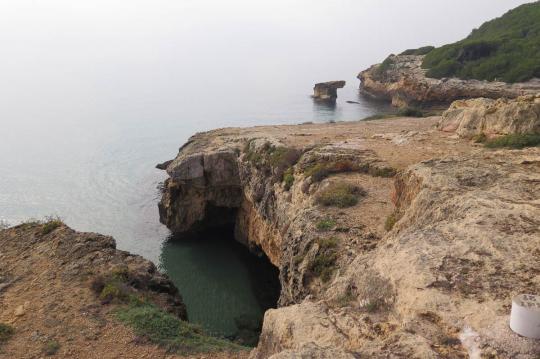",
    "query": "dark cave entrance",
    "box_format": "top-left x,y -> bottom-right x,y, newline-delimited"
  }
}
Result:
159,222 -> 280,347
